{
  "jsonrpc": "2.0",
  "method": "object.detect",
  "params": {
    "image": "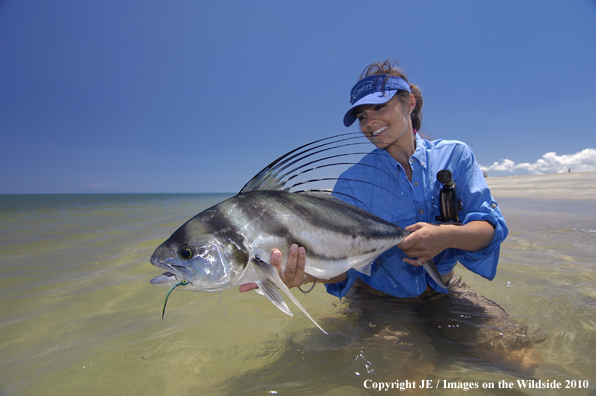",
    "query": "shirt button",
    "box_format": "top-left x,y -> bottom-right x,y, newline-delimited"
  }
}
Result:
491,203 -> 497,209
419,209 -> 424,214
414,181 -> 419,186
